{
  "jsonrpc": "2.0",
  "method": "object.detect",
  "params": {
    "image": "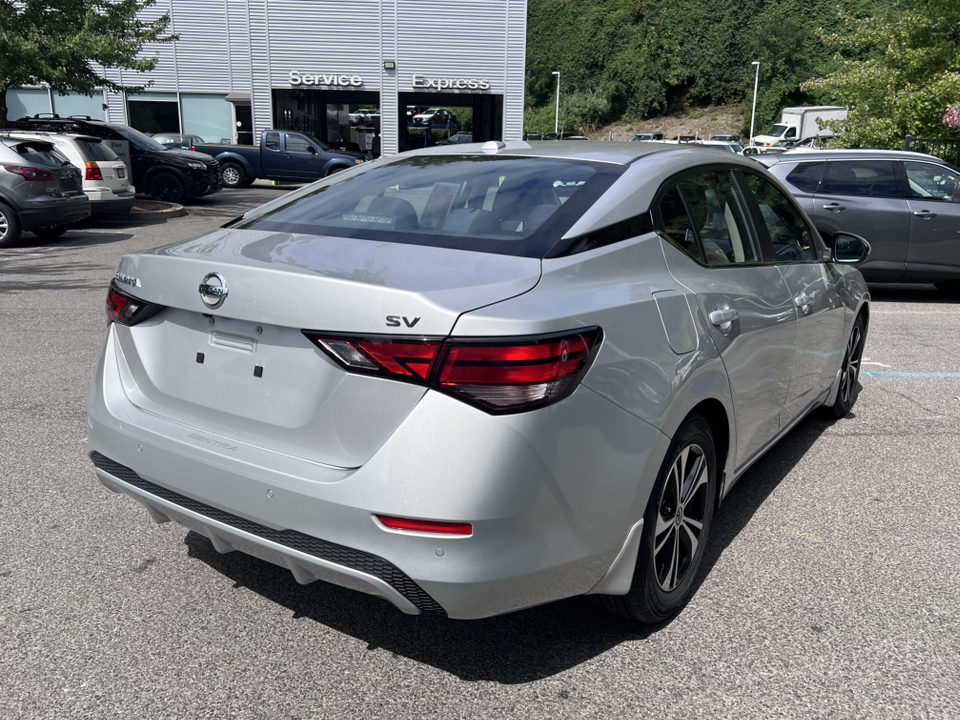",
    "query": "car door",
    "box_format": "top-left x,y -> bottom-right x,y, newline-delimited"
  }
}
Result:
739,169 -> 846,422
259,131 -> 285,179
902,160 -> 960,279
655,168 -> 798,470
280,132 -> 326,180
813,159 -> 909,280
